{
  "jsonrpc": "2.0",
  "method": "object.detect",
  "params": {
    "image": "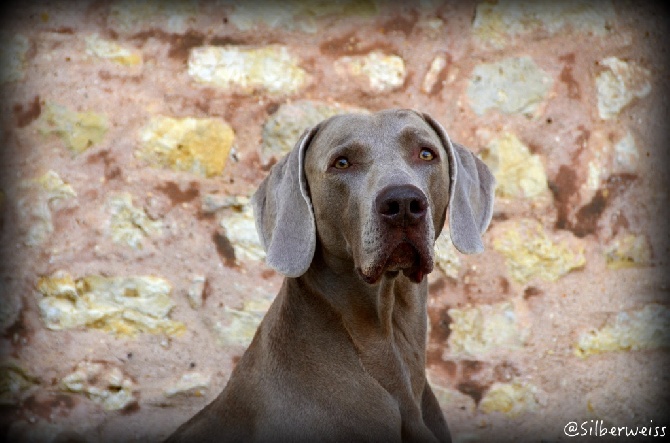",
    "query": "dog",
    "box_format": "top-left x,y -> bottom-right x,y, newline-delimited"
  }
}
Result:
166,109 -> 495,442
